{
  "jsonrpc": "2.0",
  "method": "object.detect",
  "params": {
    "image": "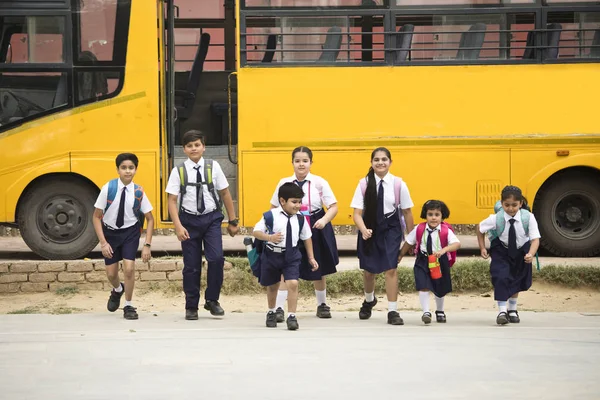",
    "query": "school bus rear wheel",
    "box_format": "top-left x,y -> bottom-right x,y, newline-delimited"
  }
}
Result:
18,177 -> 99,260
